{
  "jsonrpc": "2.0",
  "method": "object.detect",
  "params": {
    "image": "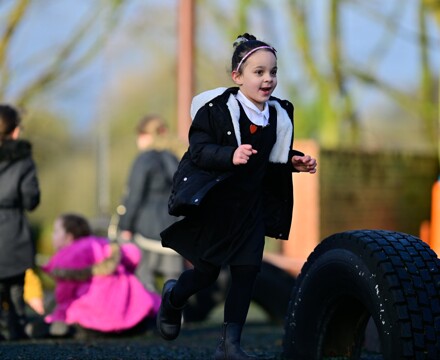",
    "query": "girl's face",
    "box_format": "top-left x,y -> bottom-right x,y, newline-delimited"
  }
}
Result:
232,50 -> 278,110
136,132 -> 153,150
52,218 -> 73,251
